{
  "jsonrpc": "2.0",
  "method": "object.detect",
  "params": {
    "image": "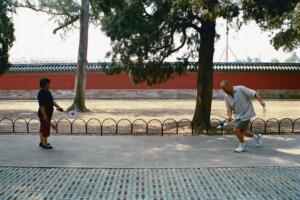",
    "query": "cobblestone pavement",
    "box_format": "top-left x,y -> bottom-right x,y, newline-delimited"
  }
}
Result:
1,166 -> 299,200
